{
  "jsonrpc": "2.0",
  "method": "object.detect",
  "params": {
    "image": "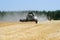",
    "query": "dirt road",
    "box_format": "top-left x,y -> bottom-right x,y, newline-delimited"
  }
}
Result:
0,21 -> 60,40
